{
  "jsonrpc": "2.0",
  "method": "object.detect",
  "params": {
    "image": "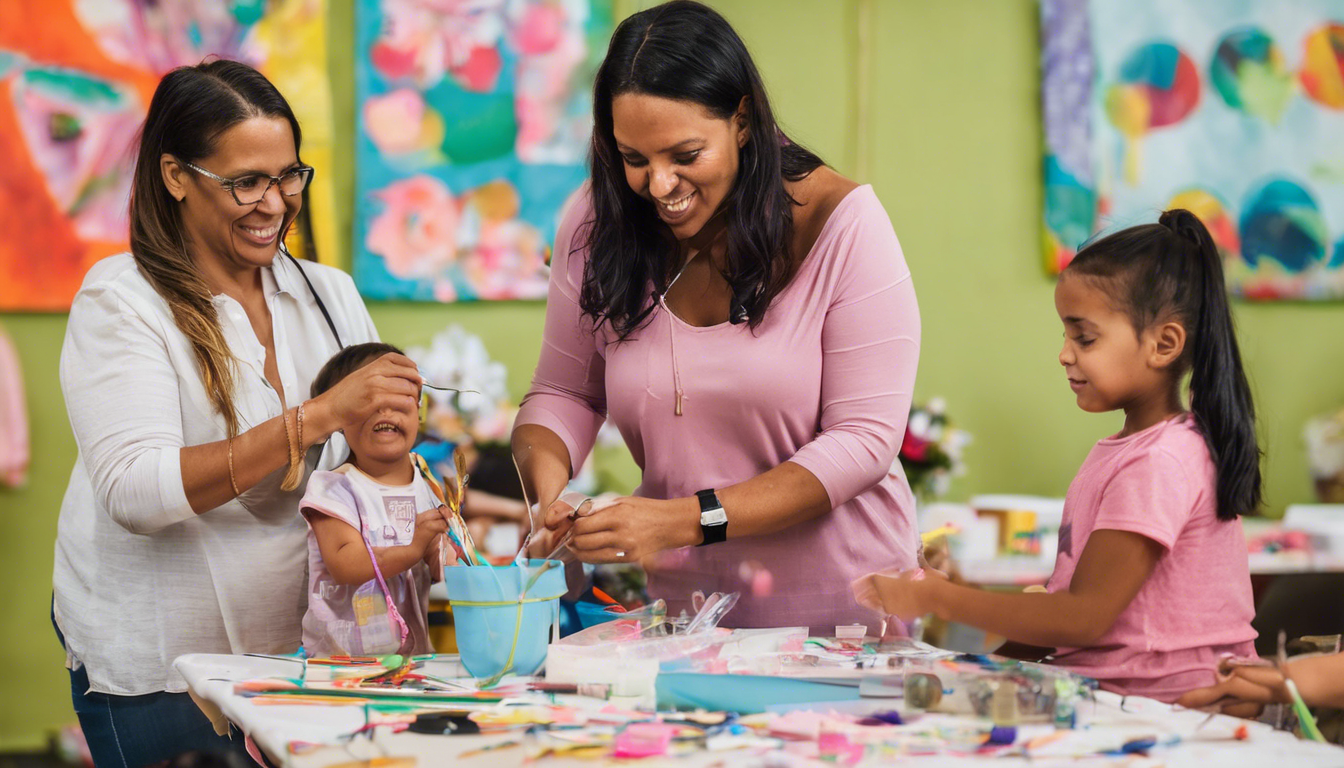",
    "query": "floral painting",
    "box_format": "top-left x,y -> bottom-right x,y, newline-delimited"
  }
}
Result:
0,0 -> 337,312
1042,0 -> 1344,300
354,0 -> 612,302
